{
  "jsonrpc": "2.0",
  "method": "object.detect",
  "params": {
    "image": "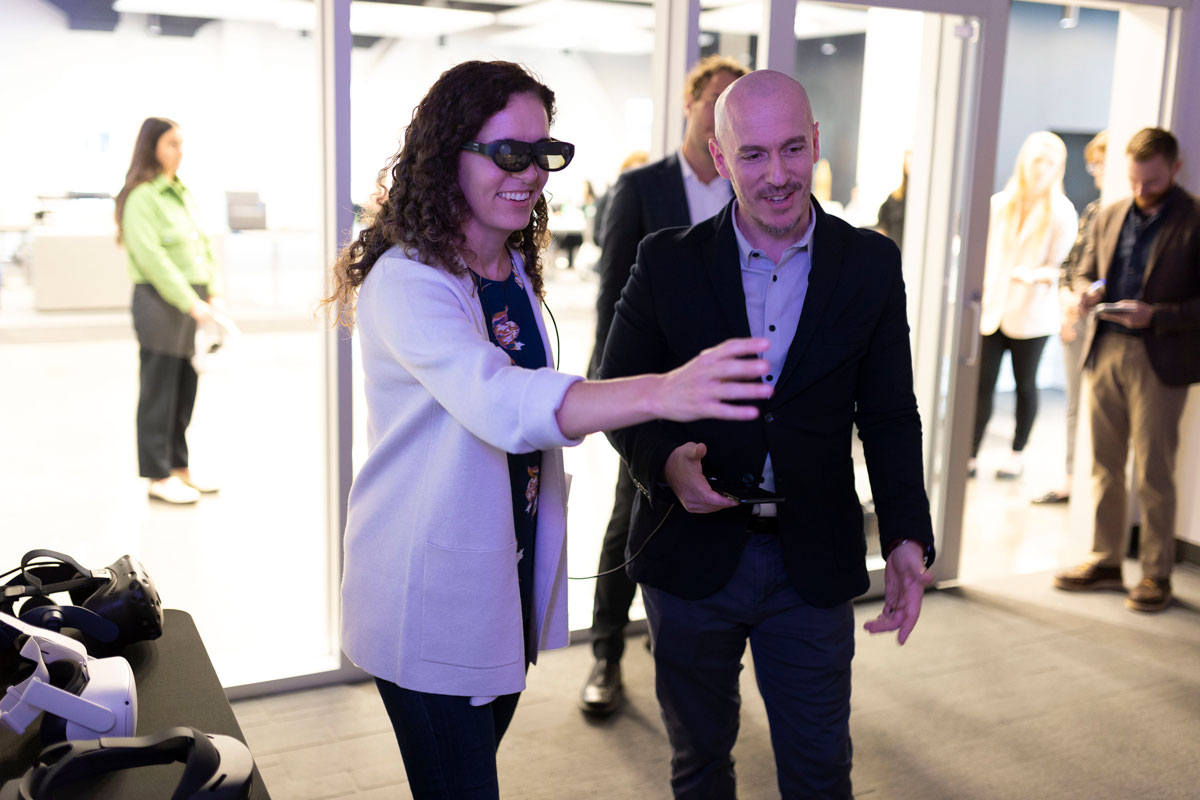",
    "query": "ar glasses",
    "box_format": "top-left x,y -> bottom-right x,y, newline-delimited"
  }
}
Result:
461,139 -> 575,172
